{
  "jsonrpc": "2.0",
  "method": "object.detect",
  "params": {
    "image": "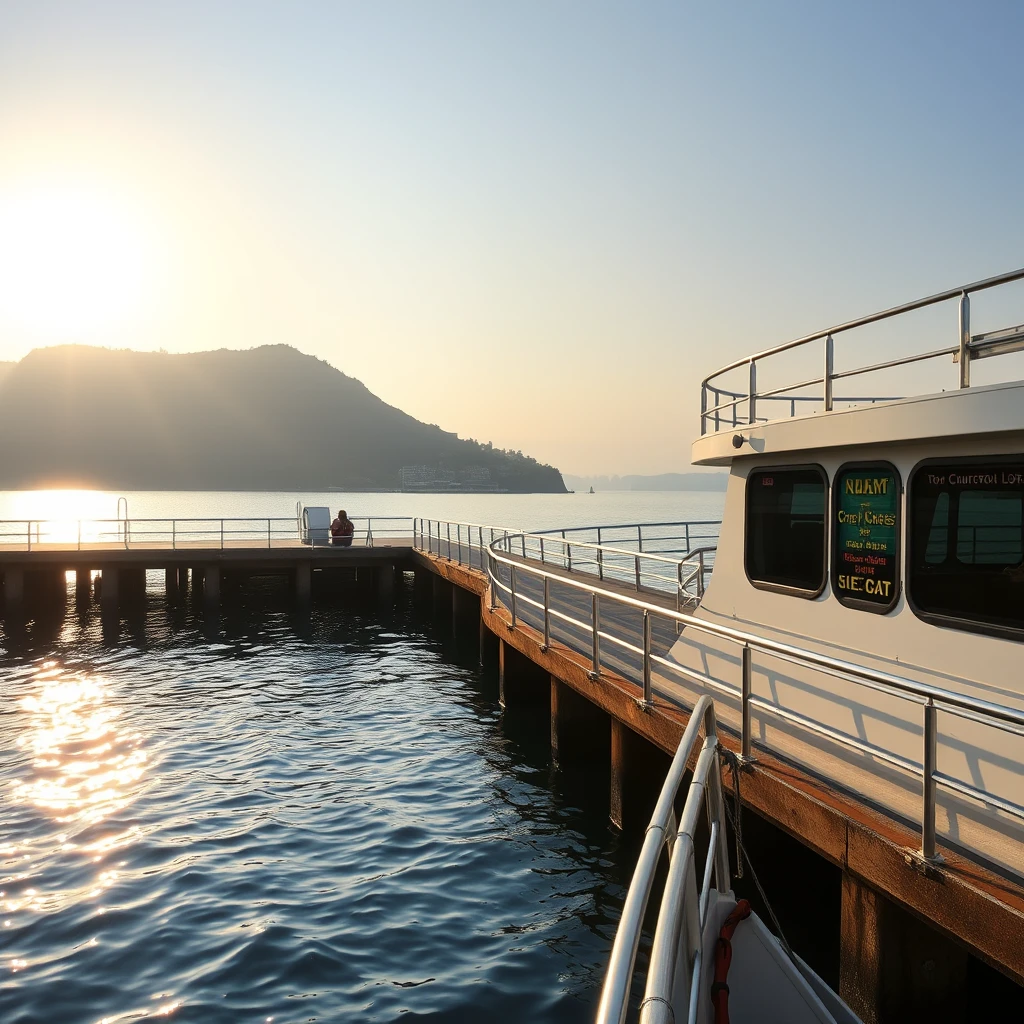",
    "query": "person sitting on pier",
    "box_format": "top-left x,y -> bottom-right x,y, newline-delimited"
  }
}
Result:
331,509 -> 354,547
